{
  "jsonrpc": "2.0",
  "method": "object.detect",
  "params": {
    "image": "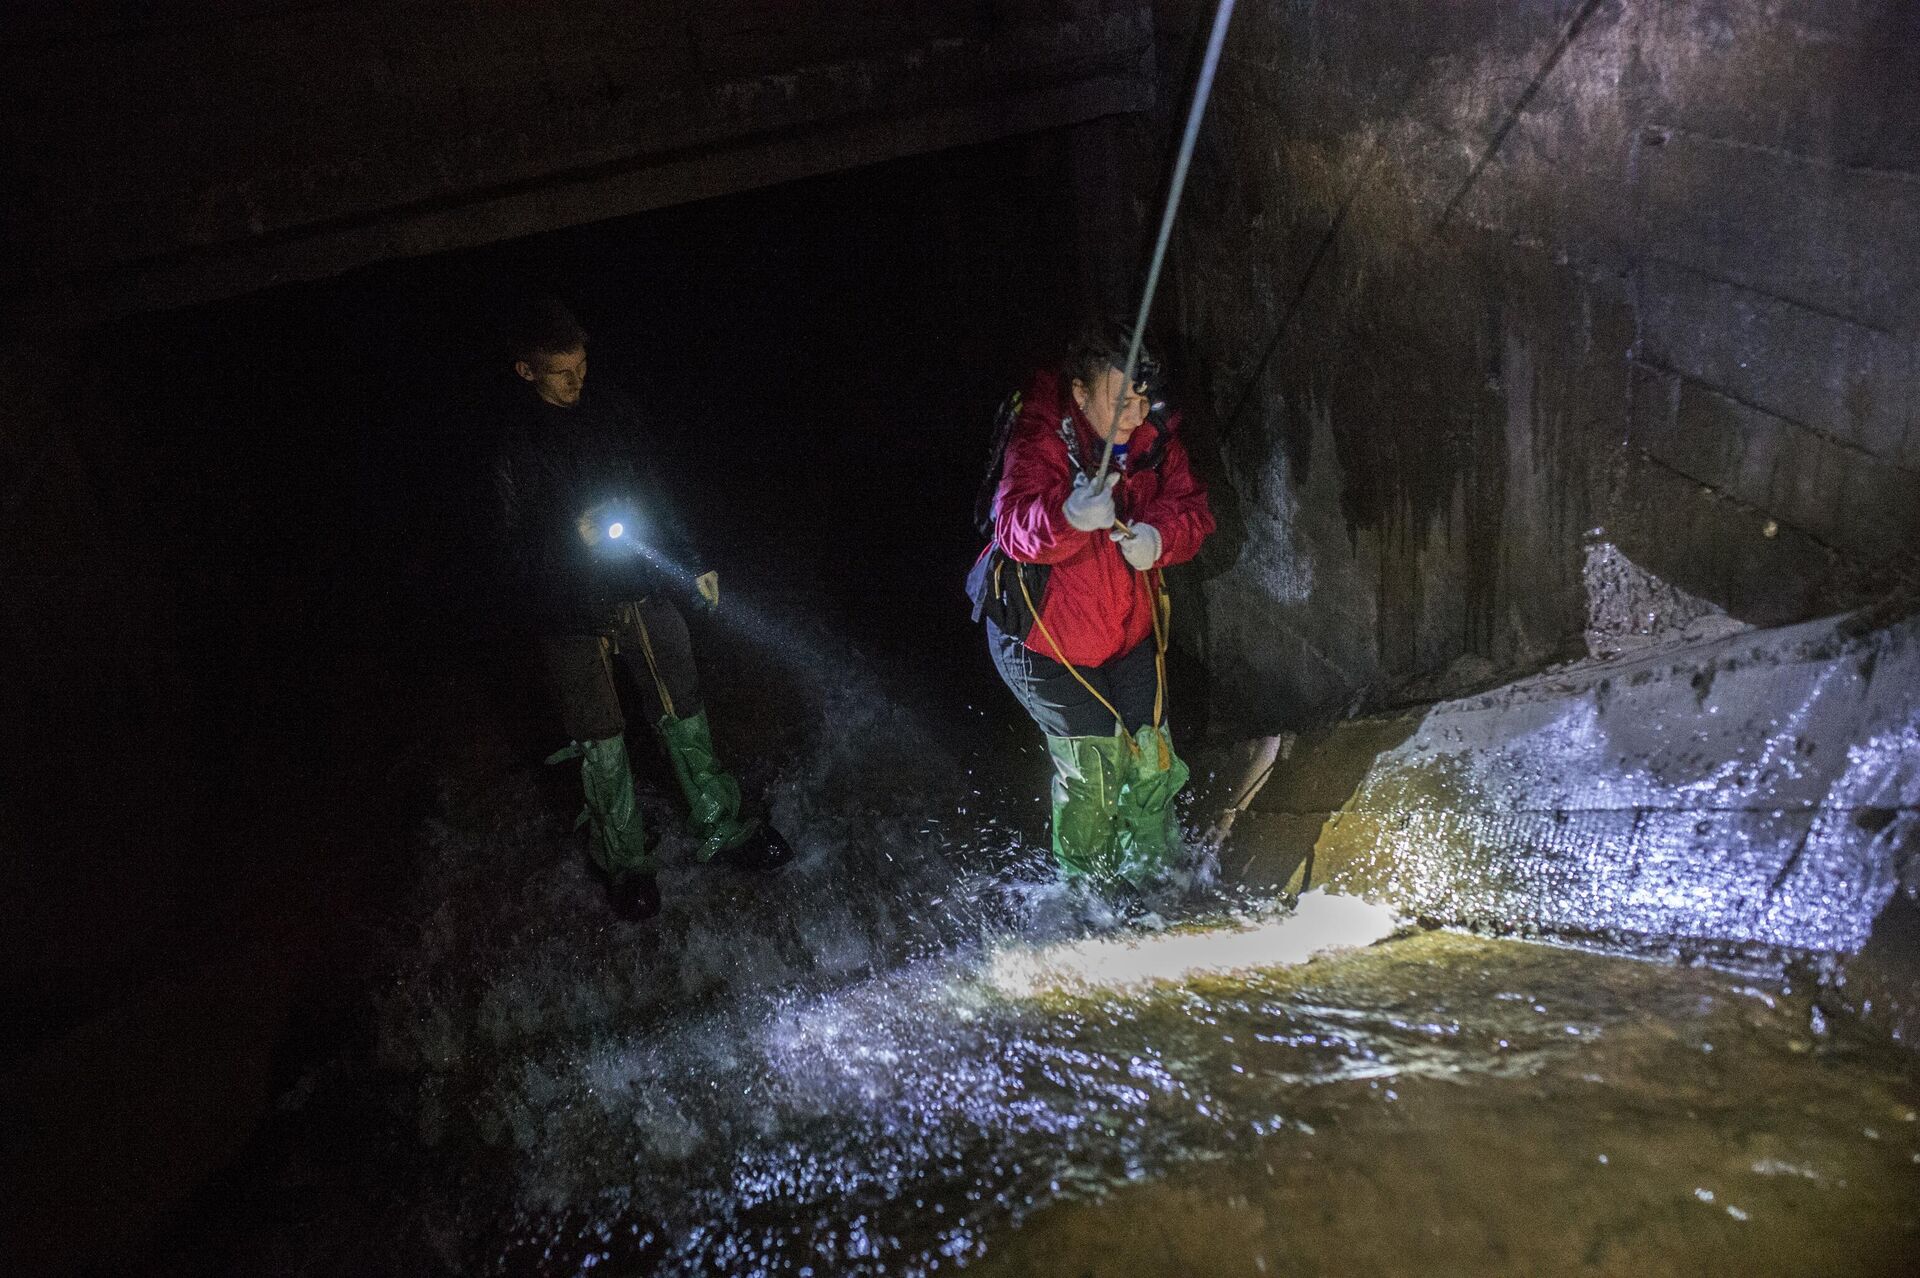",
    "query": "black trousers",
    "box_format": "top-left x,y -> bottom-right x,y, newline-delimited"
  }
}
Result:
540,596 -> 702,742
987,620 -> 1160,738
